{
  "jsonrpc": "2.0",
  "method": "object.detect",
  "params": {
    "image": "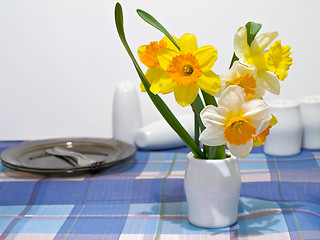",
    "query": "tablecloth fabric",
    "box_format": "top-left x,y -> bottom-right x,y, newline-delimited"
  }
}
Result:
0,141 -> 319,240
